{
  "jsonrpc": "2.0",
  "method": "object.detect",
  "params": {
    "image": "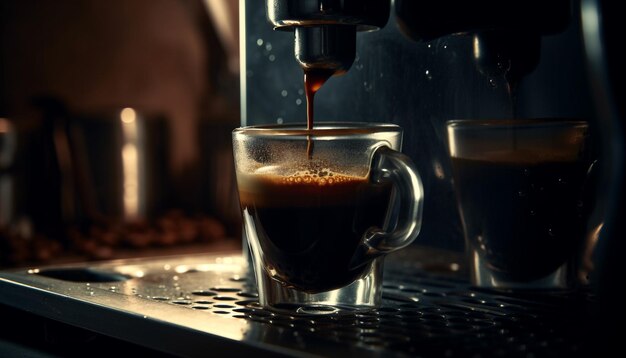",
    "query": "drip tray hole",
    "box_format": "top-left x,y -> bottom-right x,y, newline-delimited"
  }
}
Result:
36,268 -> 132,282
